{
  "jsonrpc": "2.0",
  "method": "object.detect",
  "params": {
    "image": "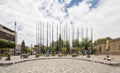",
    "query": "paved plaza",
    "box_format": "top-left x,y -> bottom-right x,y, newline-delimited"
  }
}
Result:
0,59 -> 120,73
0,55 -> 120,73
